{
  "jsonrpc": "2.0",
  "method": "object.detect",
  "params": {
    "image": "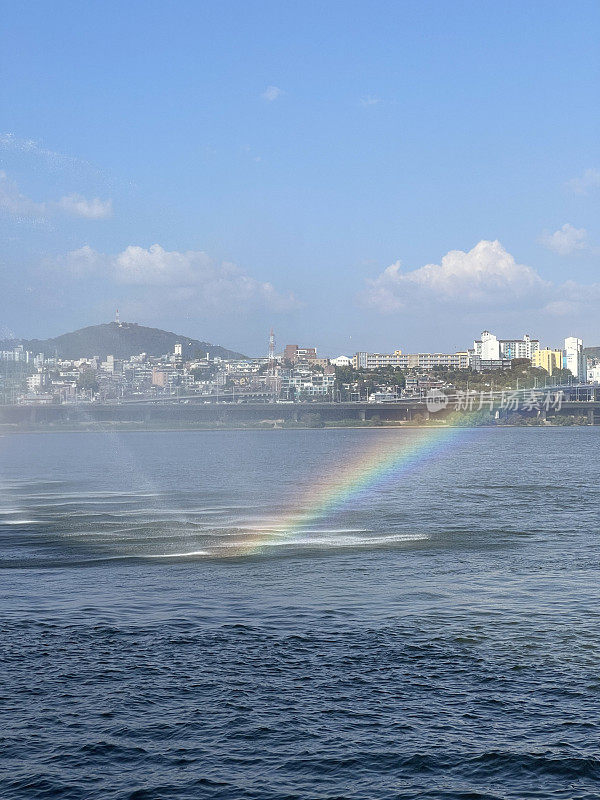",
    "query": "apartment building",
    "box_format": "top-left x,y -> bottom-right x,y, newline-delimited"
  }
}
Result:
352,350 -> 470,370
532,349 -> 563,375
472,331 -> 540,361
